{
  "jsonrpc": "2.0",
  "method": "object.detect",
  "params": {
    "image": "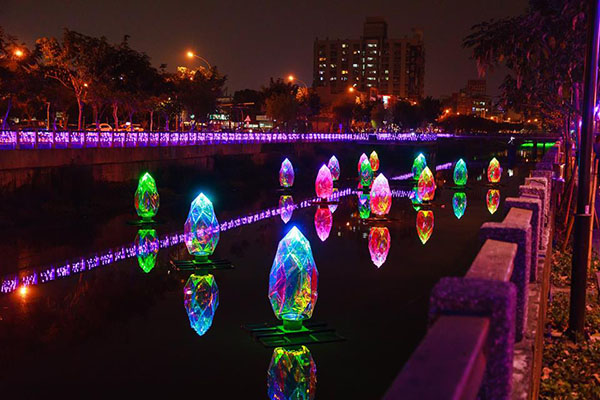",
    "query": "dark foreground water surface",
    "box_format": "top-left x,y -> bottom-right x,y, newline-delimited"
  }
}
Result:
0,142 -> 545,397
